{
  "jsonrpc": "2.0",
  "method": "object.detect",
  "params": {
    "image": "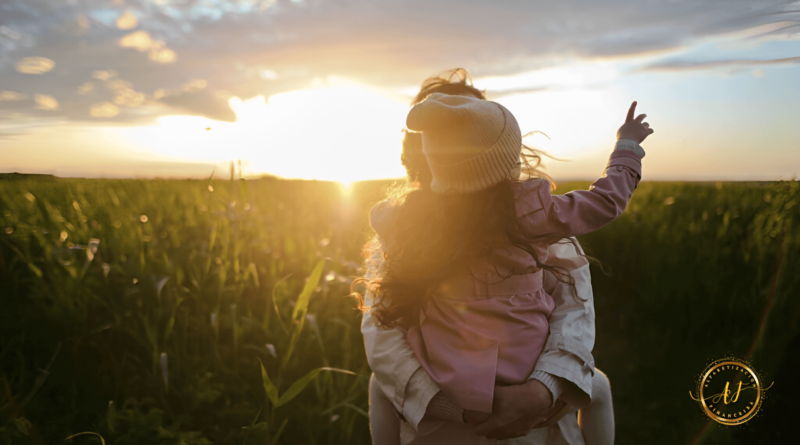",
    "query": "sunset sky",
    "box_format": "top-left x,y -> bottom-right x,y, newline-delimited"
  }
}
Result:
1,0 -> 799,183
